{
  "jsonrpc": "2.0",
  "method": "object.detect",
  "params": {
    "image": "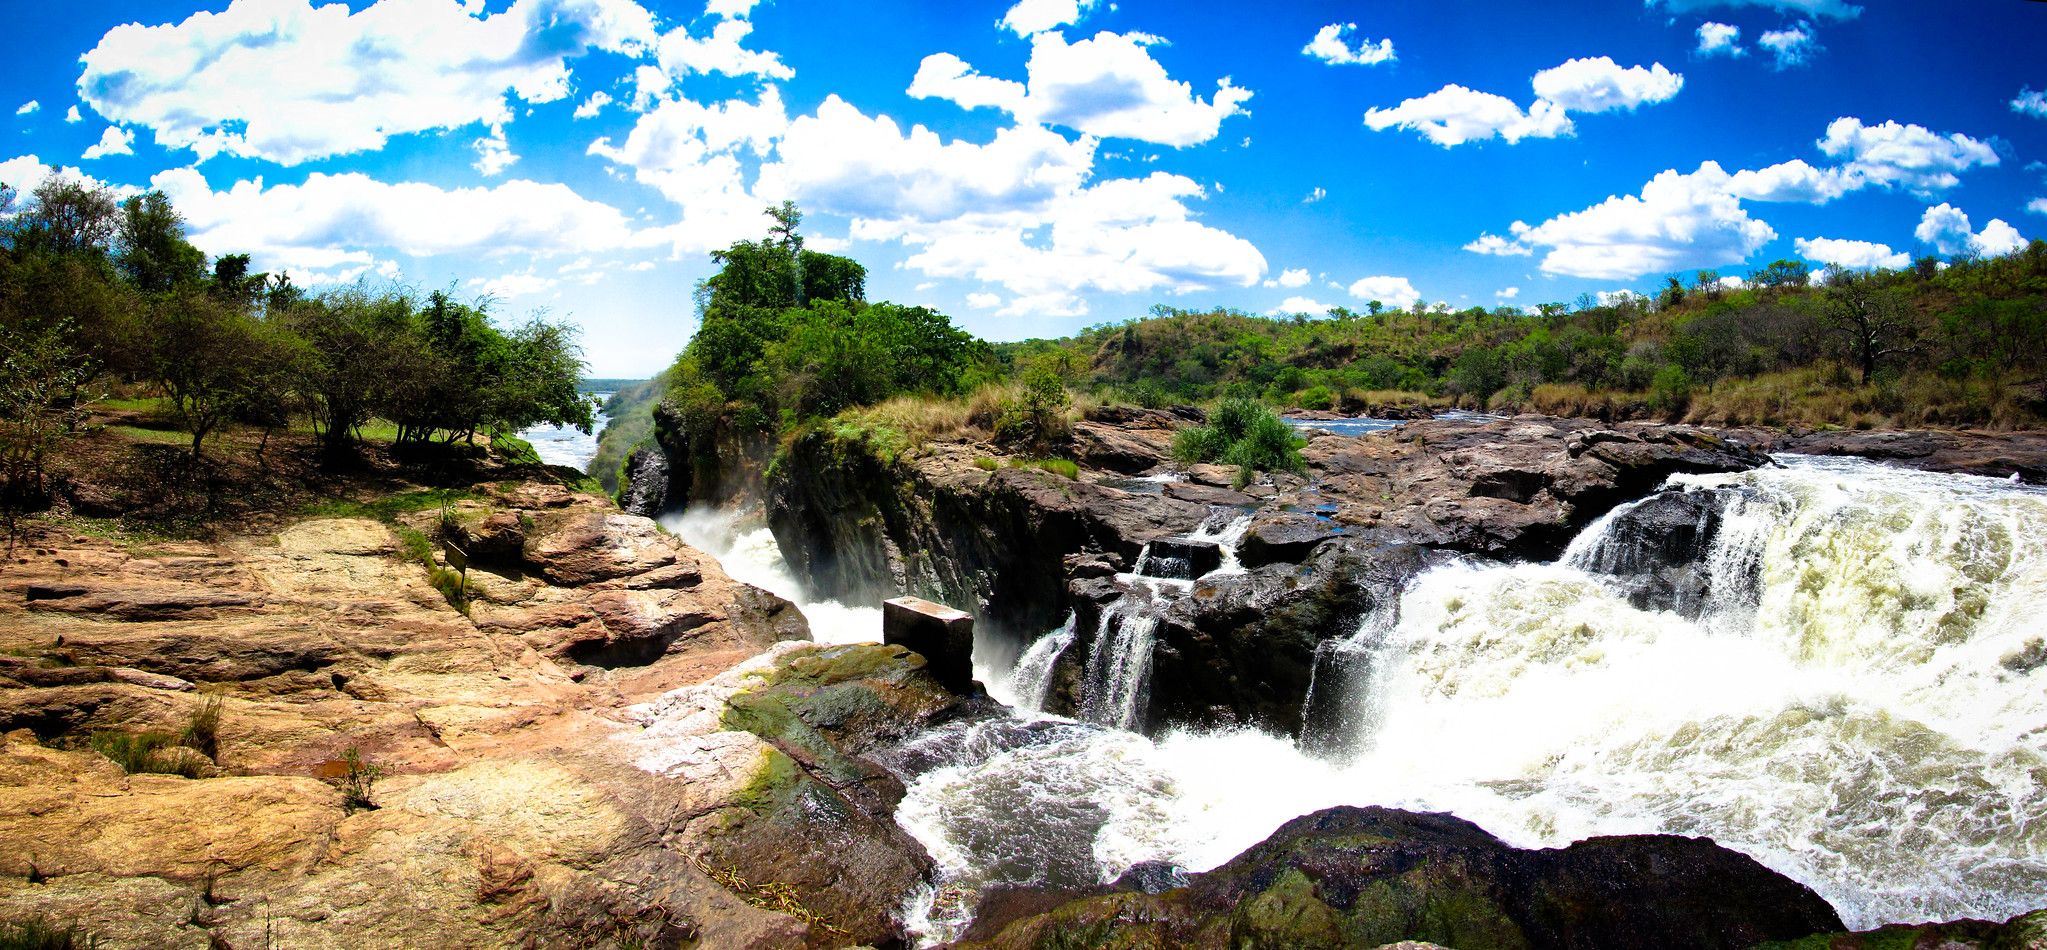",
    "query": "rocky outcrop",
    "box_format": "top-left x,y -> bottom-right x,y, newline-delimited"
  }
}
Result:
619,441 -> 671,517
767,432 -> 1213,640
1750,909 -> 2047,950
952,805 -> 1845,950
1739,426 -> 2047,484
1567,487 -> 1745,619
0,480 -> 953,950
1045,539 -> 1452,737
